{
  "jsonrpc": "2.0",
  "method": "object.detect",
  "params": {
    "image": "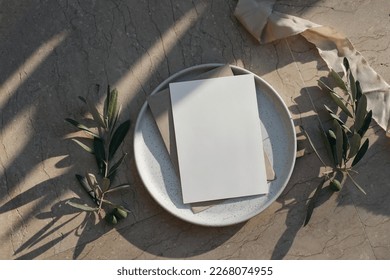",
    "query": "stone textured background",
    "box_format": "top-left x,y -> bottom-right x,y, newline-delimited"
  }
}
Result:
0,0 -> 389,259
